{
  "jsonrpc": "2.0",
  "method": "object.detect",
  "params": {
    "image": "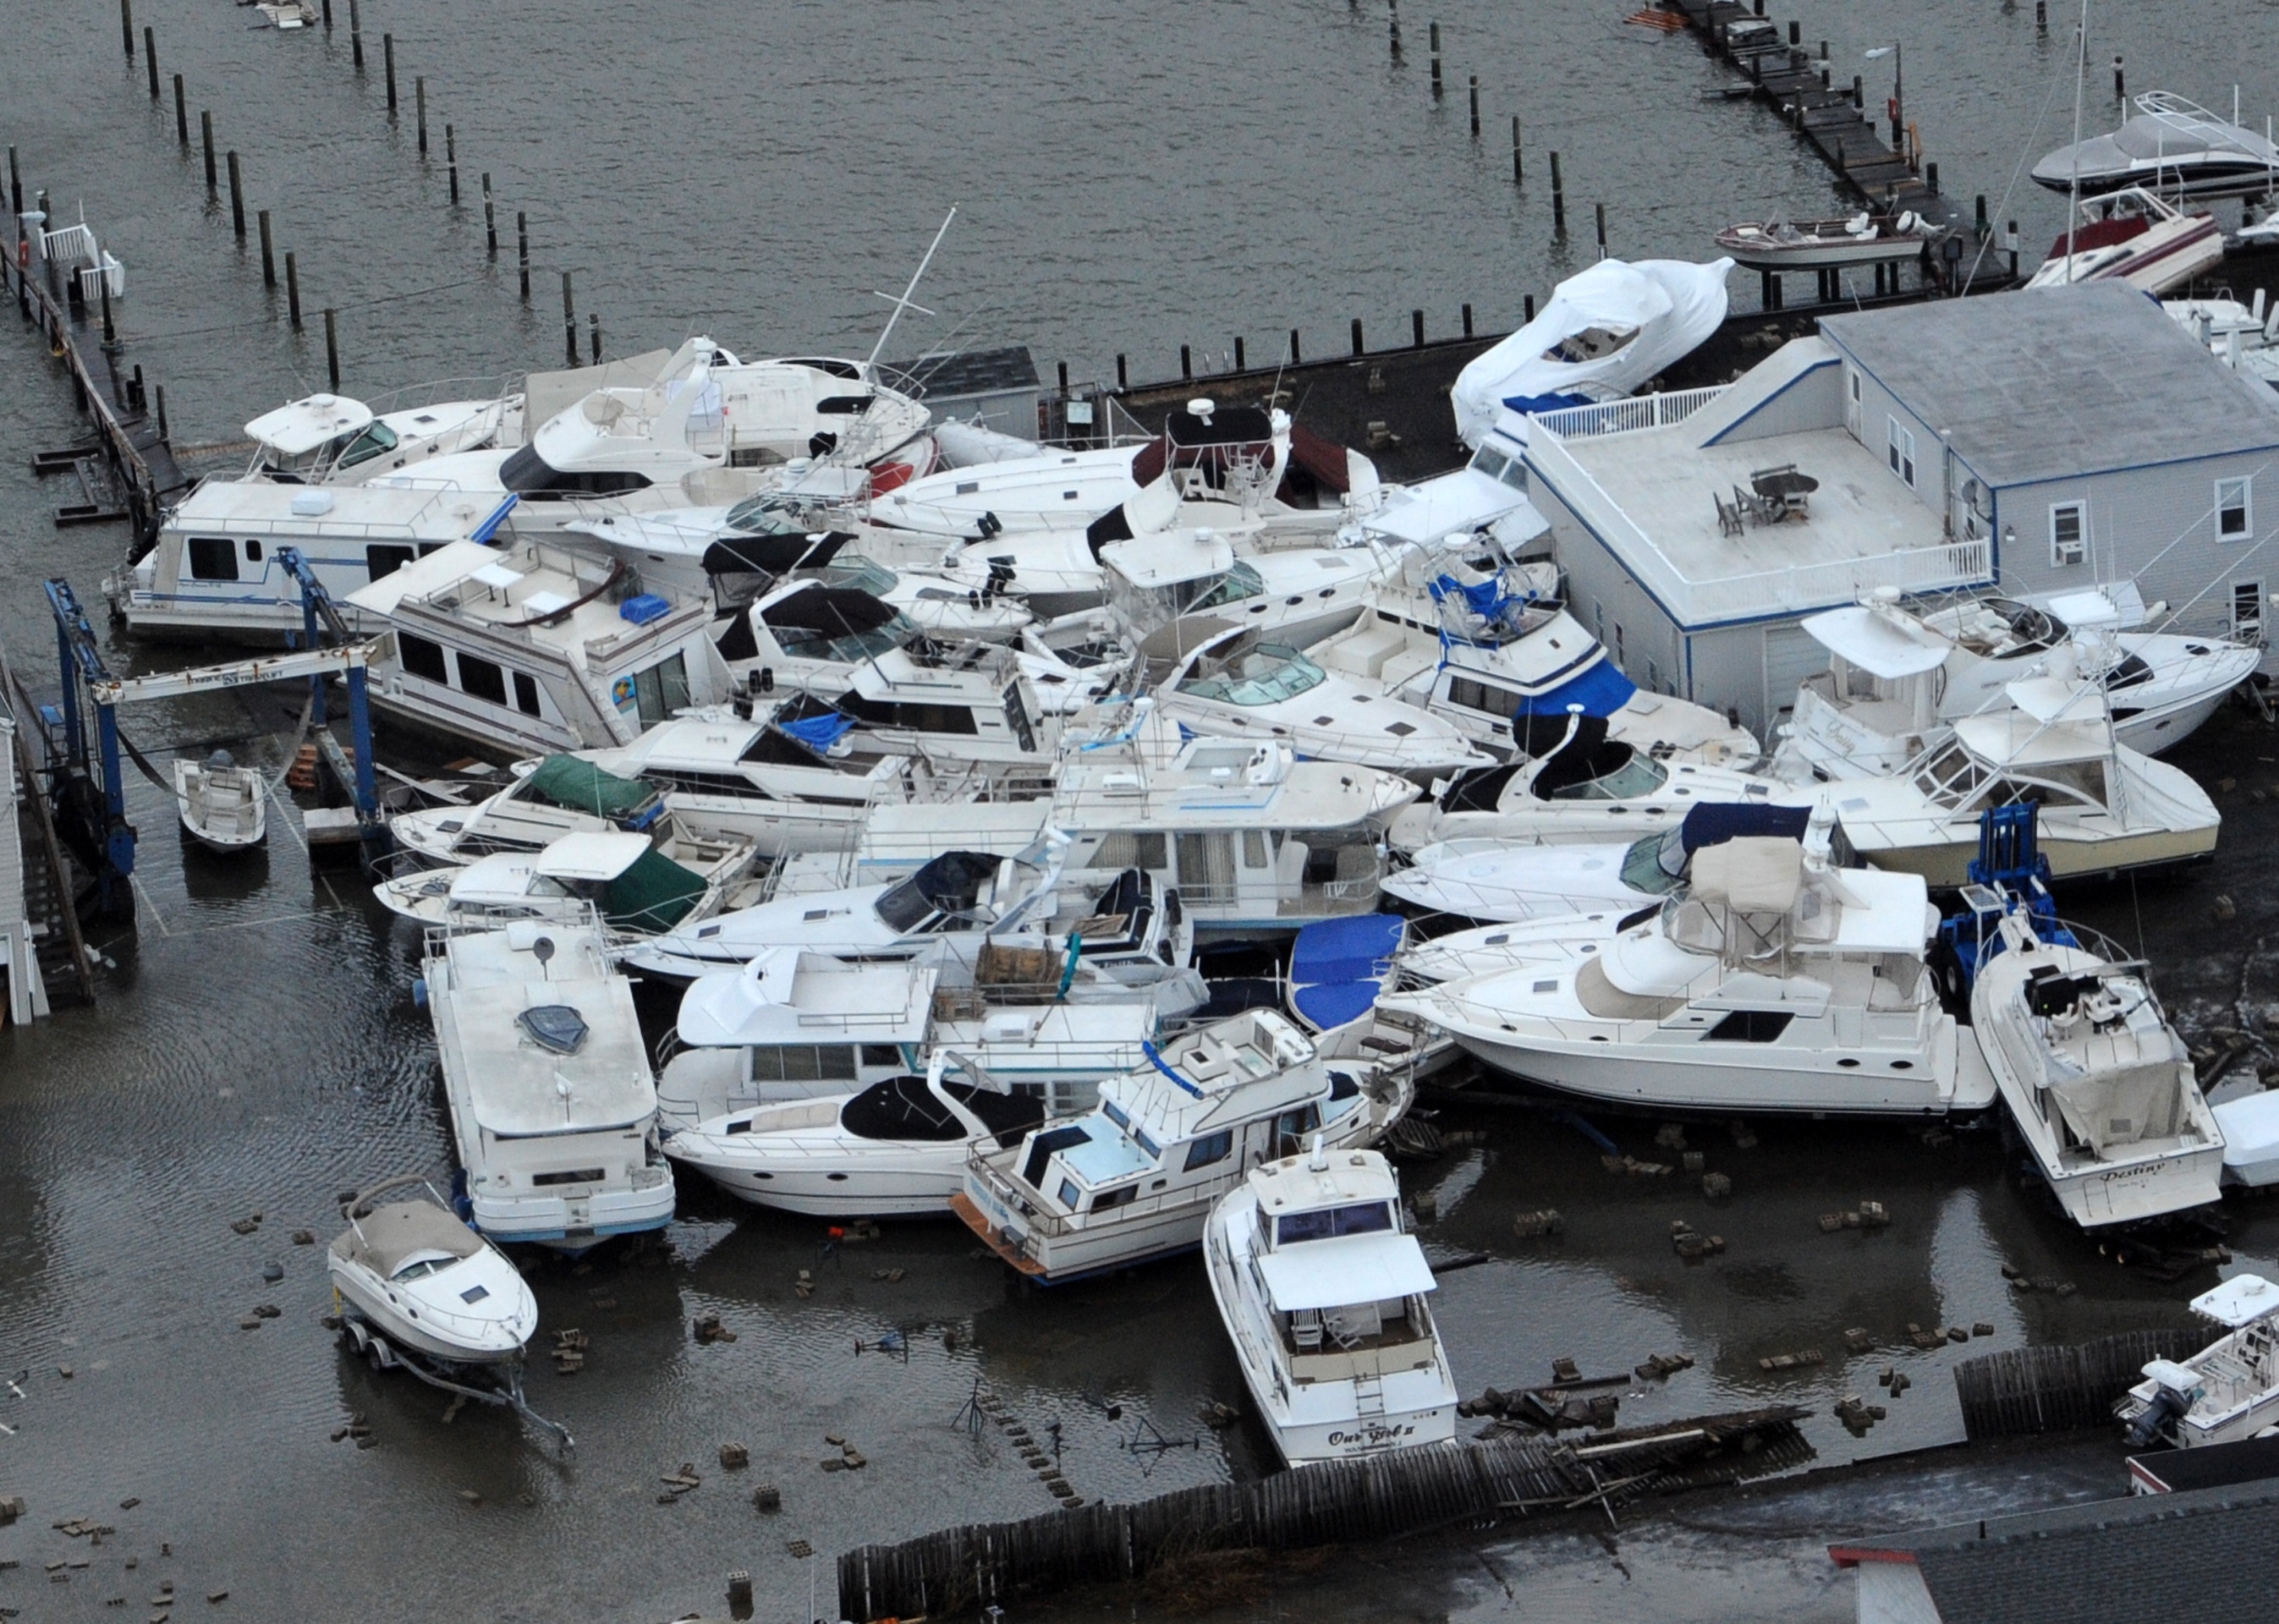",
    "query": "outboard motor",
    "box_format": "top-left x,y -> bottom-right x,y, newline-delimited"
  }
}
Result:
2125,1383 -> 2192,1449
975,511 -> 1003,540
